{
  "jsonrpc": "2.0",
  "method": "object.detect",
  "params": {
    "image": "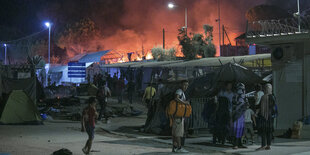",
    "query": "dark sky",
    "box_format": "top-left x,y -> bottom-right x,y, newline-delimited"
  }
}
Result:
0,0 -> 309,62
1,0 -> 309,38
